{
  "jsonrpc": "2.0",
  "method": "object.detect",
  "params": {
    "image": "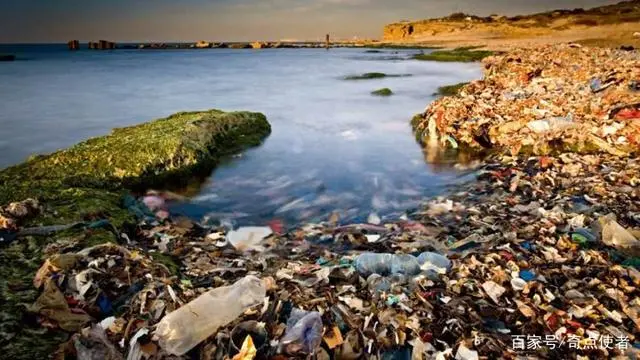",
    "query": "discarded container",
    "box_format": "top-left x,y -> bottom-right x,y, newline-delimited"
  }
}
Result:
596,214 -> 640,253
390,254 -> 421,275
280,308 -> 323,354
526,115 -> 574,133
155,275 -> 266,356
355,252 -> 450,278
417,251 -> 451,274
355,253 -> 394,277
